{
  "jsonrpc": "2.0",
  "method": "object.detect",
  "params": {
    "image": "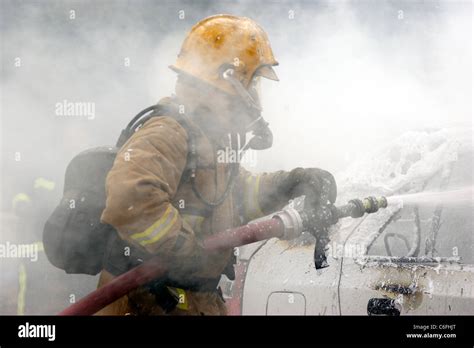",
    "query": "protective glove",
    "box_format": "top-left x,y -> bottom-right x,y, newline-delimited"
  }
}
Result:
143,240 -> 209,312
279,168 -> 337,207
165,237 -> 209,281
